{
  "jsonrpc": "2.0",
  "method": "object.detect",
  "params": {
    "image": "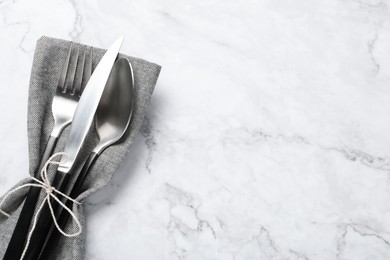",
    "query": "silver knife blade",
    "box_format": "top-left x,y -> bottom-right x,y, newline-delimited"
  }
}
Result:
58,35 -> 124,173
